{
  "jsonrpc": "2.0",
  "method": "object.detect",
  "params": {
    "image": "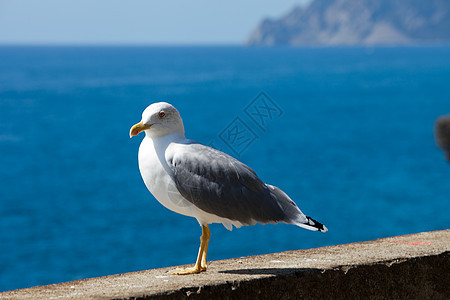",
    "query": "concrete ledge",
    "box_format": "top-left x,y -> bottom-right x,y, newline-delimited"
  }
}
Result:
1,230 -> 449,299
